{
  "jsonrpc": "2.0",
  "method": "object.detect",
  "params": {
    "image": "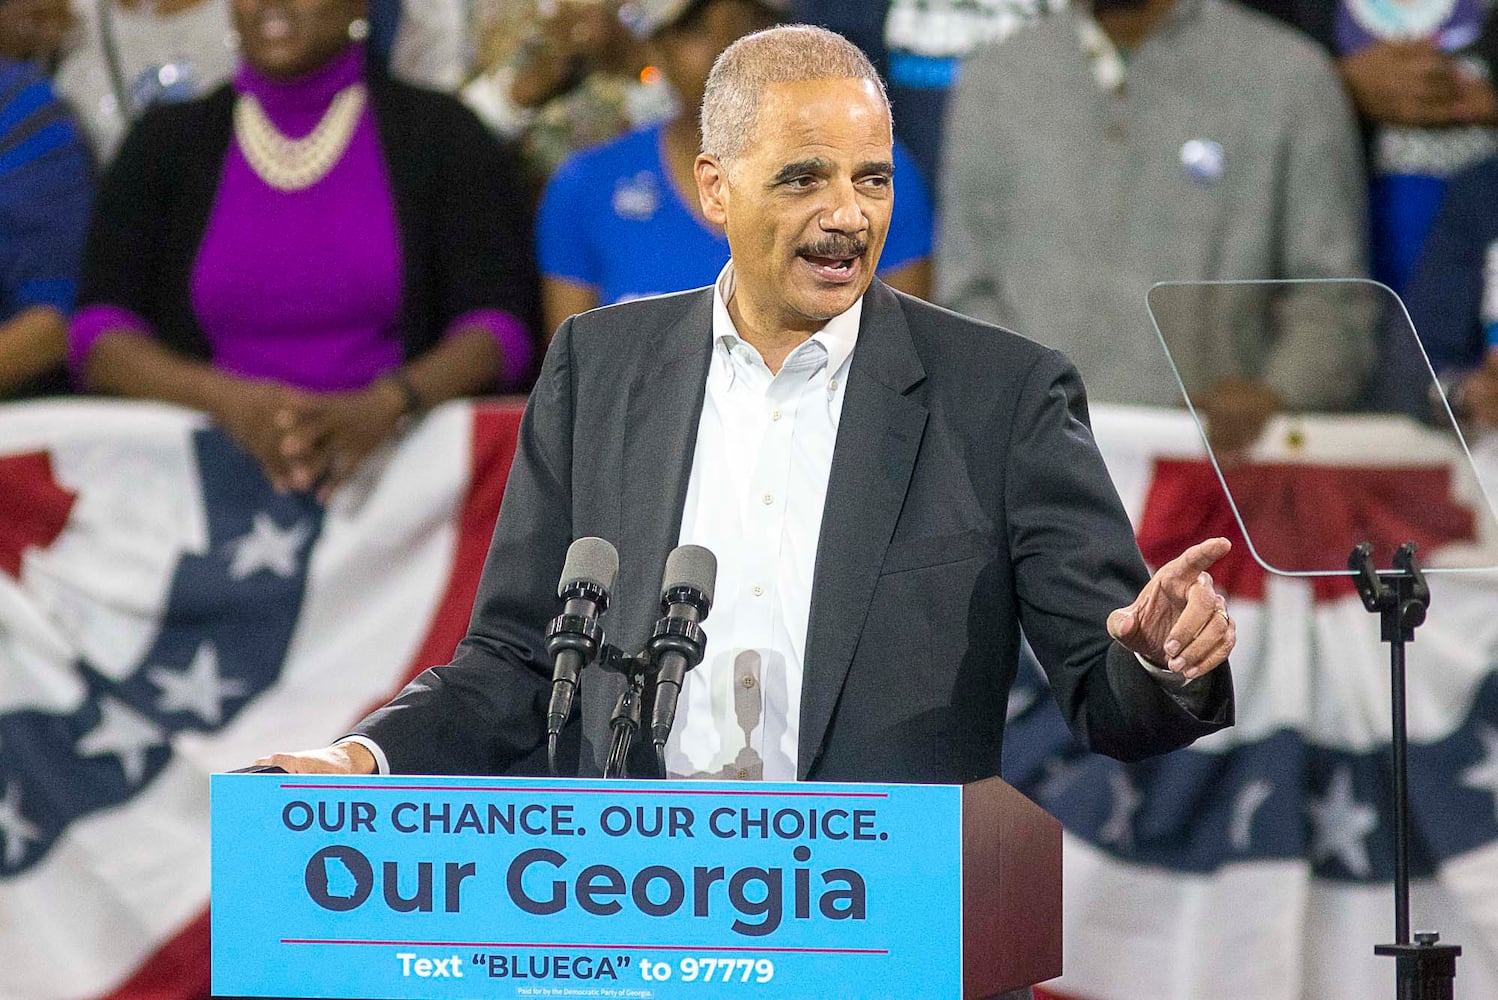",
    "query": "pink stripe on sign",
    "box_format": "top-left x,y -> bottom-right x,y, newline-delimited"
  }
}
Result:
281,938 -> 889,955
279,783 -> 889,798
